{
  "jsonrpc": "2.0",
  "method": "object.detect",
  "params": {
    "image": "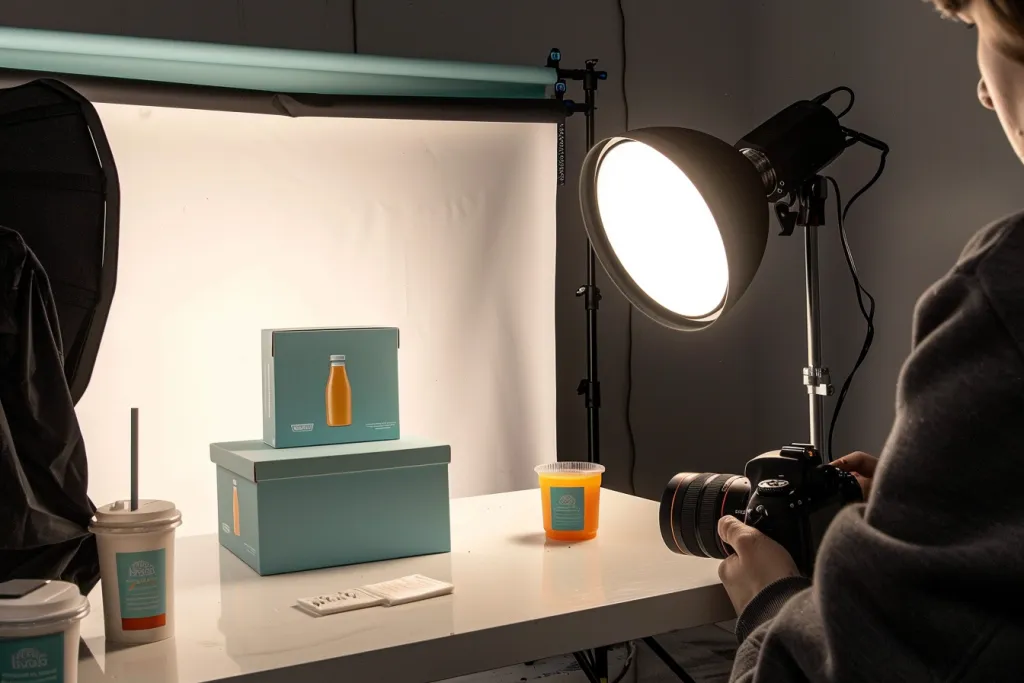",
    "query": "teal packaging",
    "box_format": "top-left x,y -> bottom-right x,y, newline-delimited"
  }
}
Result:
210,437 -> 451,576
262,327 -> 400,448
